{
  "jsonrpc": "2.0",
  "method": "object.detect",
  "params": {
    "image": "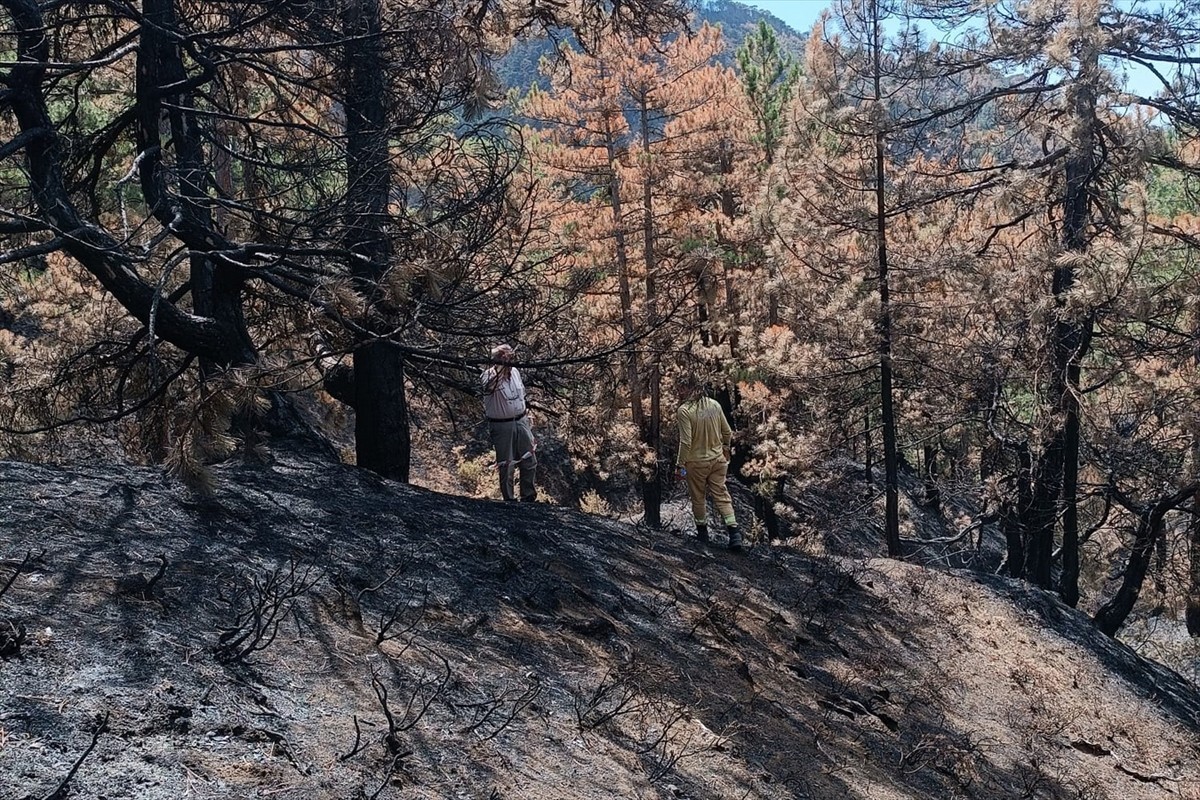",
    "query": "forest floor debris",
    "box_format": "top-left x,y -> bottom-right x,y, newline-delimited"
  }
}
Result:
1,454 -> 1198,799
